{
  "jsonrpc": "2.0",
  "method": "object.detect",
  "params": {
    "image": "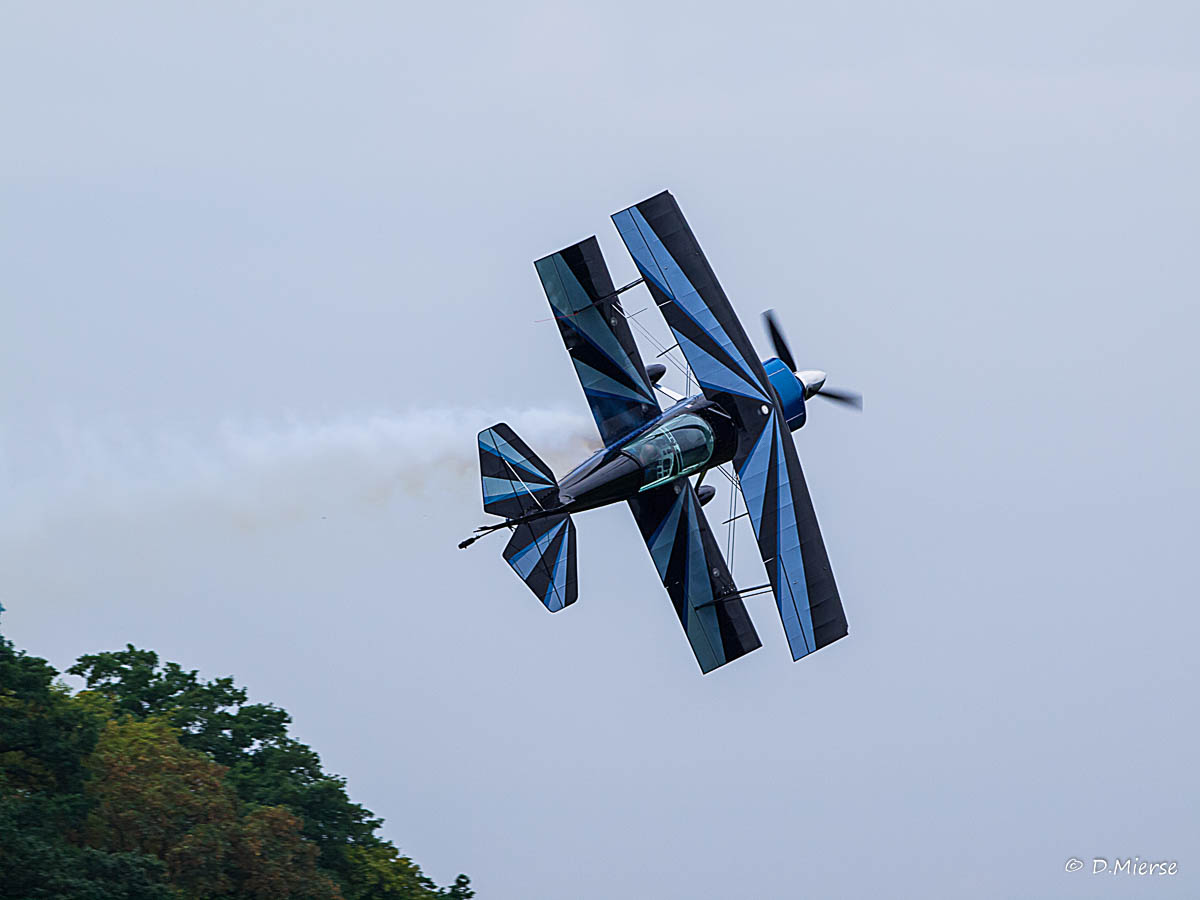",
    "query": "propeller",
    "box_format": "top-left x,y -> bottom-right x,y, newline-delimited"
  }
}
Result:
763,309 -> 797,372
811,386 -> 863,410
762,309 -> 863,411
